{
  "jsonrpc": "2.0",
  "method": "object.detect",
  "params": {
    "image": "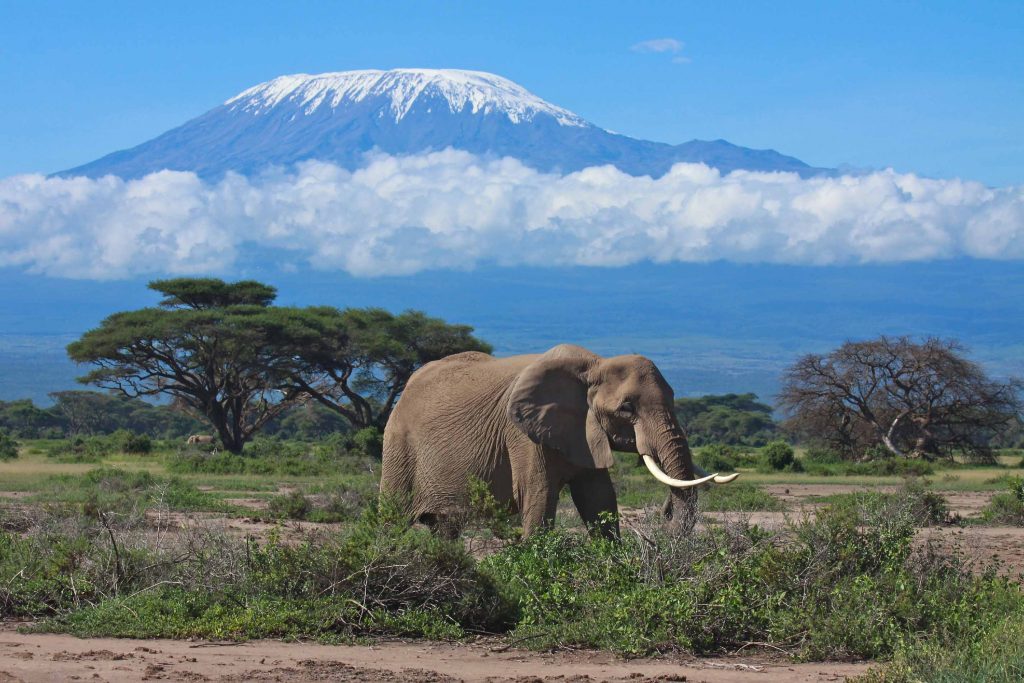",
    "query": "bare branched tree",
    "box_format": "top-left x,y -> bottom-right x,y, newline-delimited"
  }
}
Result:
779,336 -> 1022,461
